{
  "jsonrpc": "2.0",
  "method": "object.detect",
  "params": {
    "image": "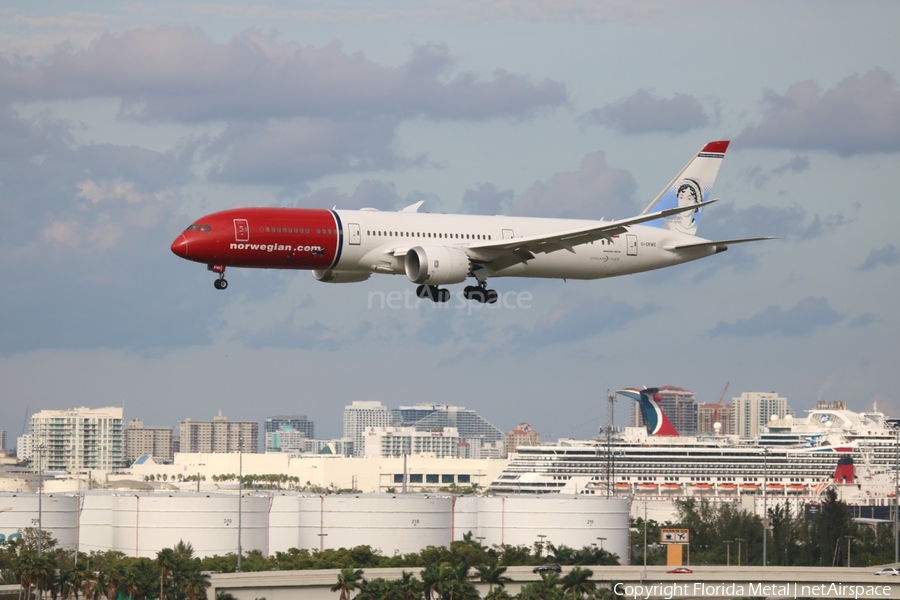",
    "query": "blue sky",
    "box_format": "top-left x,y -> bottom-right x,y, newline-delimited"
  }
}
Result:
1,2 -> 899,444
